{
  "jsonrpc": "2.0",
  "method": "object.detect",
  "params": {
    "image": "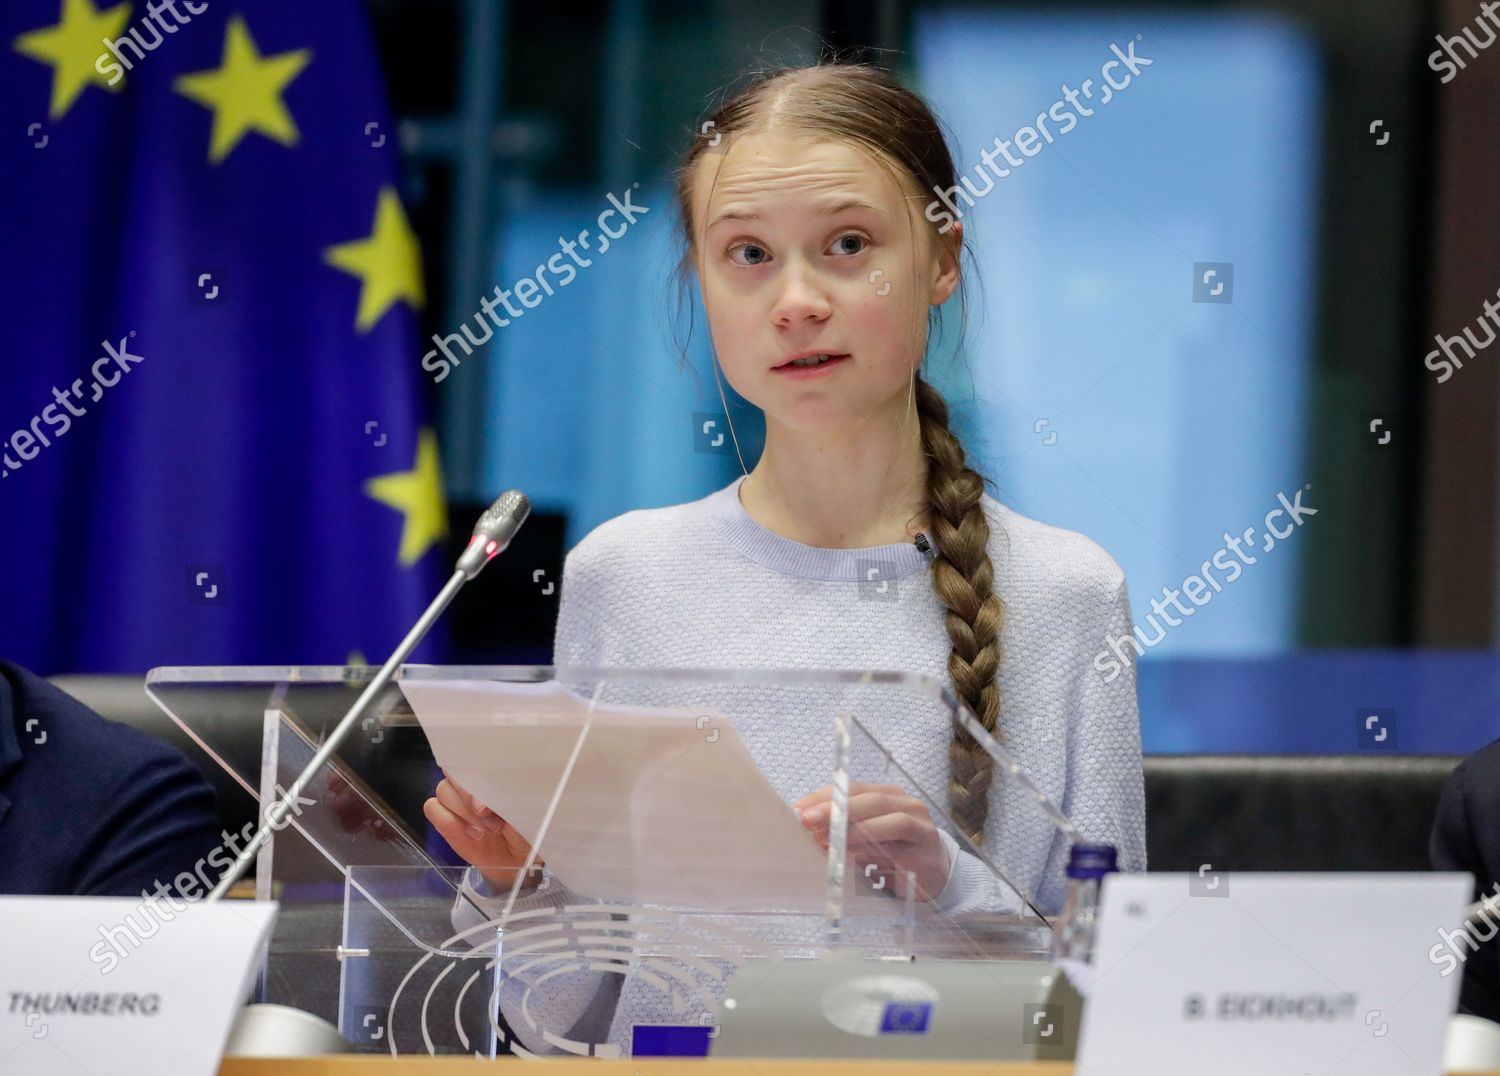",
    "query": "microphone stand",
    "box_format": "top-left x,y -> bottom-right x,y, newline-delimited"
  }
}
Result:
206,491 -> 529,902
